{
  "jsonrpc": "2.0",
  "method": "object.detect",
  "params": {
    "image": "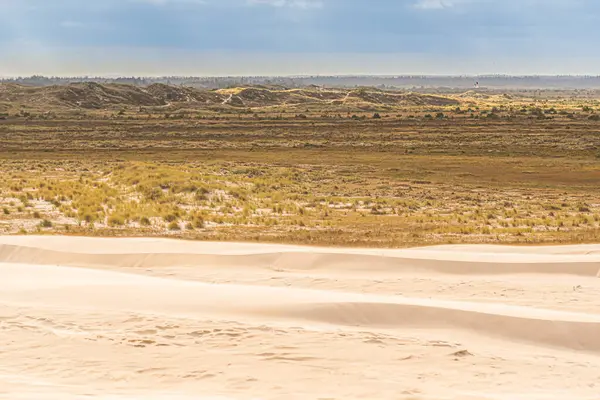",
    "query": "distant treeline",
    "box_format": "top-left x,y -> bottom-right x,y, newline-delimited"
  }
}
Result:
3,75 -> 600,89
